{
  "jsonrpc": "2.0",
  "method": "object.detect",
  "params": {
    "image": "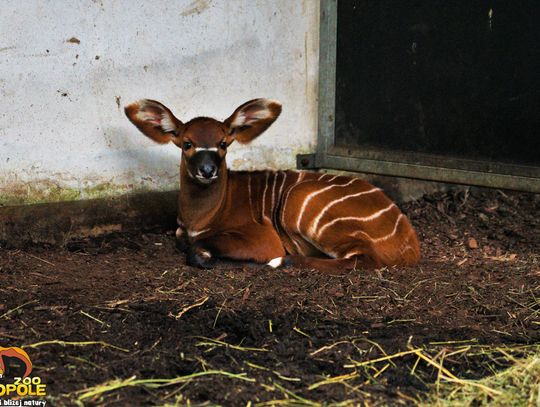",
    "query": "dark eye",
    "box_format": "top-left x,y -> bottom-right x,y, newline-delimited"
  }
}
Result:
183,141 -> 192,150
219,140 -> 227,150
